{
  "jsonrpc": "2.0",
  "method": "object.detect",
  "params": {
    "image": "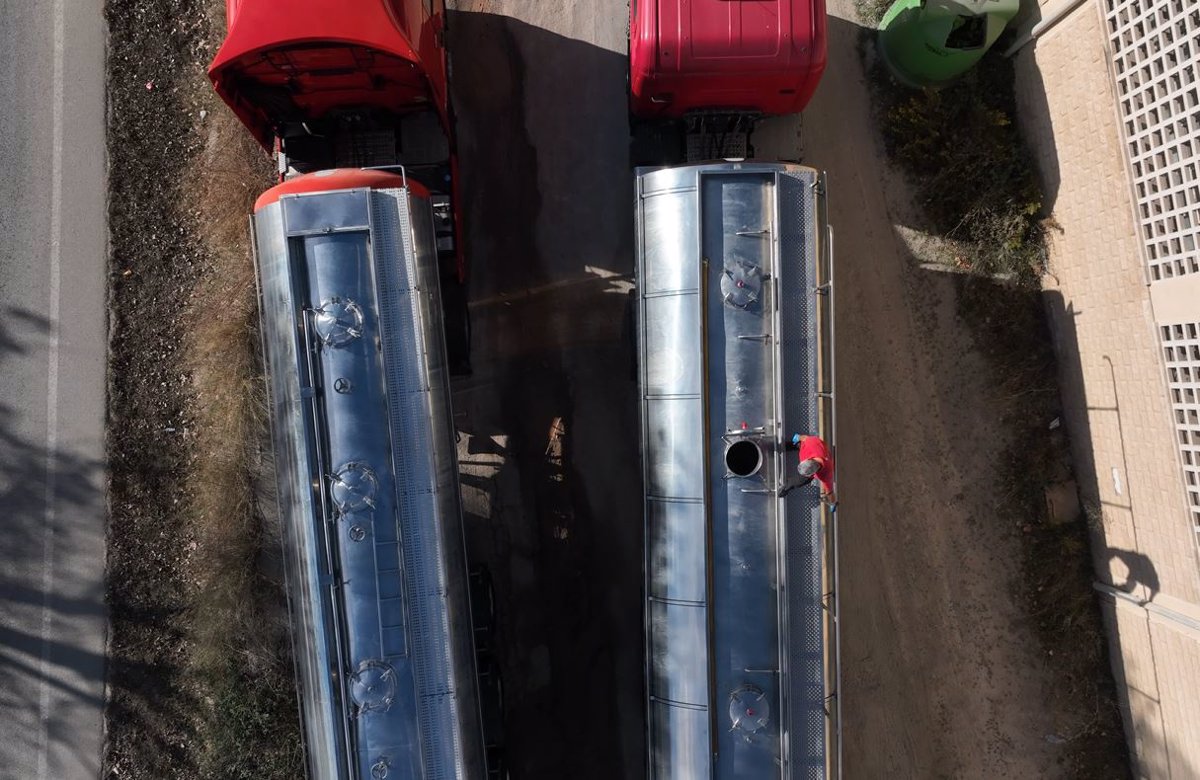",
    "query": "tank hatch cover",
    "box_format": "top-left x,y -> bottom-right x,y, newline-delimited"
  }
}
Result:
313,297 -> 364,346
729,684 -> 770,735
330,462 -> 378,513
721,260 -> 762,309
350,660 -> 397,714
725,439 -> 764,478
